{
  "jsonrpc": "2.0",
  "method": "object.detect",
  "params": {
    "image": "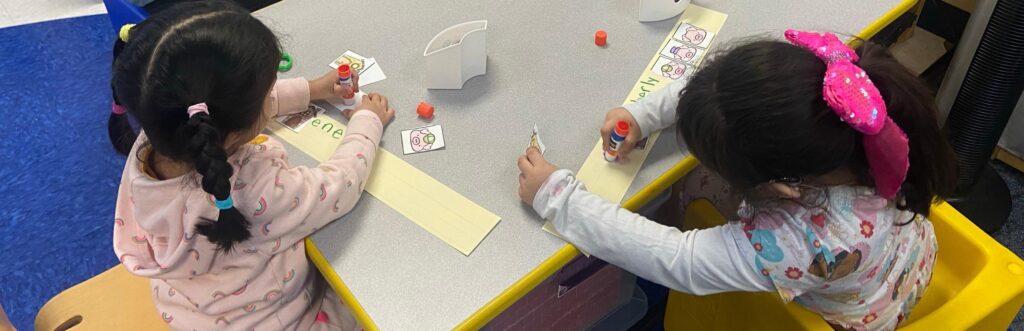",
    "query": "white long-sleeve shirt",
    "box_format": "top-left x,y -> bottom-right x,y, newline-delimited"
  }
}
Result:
540,78 -> 773,294
535,168 -> 772,294
622,75 -> 686,139
534,78 -> 938,330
